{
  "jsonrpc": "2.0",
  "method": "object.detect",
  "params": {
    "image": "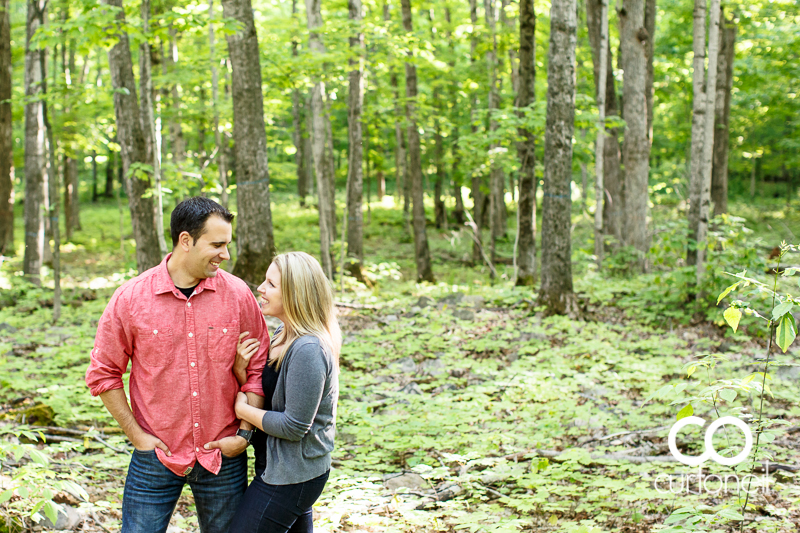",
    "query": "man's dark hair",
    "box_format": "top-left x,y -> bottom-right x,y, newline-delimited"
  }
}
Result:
170,197 -> 234,248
